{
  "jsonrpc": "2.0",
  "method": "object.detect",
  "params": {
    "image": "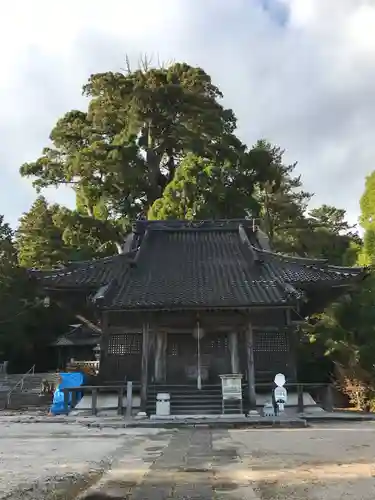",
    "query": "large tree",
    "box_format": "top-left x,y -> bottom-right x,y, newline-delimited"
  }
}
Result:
248,140 -> 311,251
0,215 -> 36,366
294,205 -> 361,265
20,62 -> 243,249
15,196 -> 113,269
15,196 -> 70,269
0,213 -> 69,371
358,171 -> 375,265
